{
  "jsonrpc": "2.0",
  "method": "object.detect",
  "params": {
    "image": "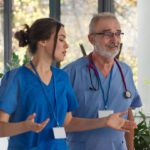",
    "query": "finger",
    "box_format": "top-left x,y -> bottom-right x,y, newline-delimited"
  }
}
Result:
118,111 -> 128,117
120,126 -> 130,132
27,113 -> 36,120
130,121 -> 137,128
119,120 -> 130,132
33,118 -> 50,132
124,120 -> 134,126
128,121 -> 137,129
134,123 -> 137,128
35,118 -> 50,130
33,123 -> 42,132
34,120 -> 49,133
41,118 -> 50,127
121,121 -> 137,133
113,122 -> 130,132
